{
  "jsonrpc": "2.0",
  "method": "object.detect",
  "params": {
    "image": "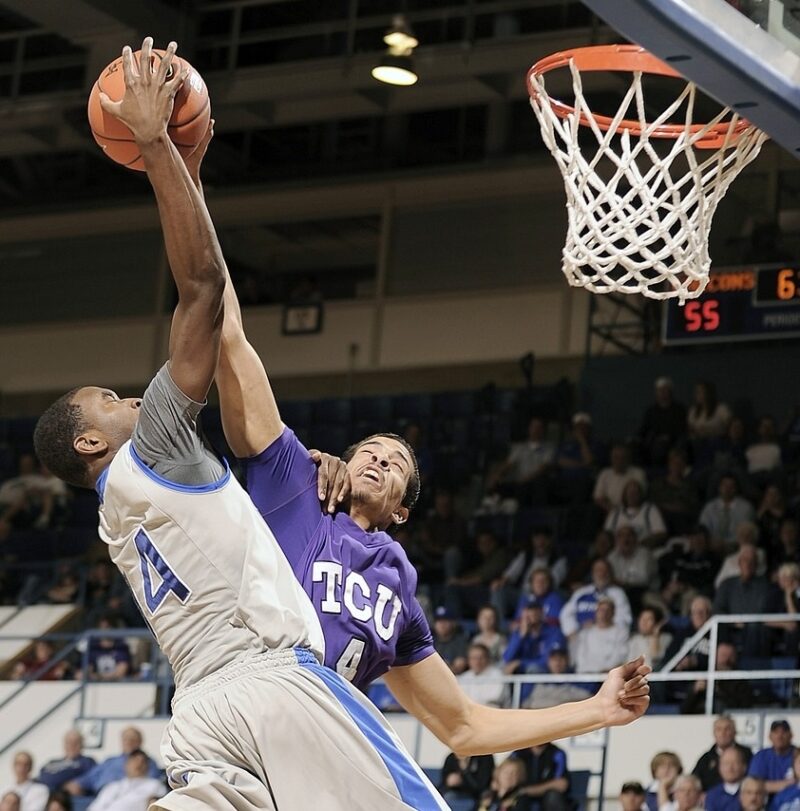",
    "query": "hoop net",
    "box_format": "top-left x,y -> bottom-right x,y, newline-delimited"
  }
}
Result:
528,46 -> 769,301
